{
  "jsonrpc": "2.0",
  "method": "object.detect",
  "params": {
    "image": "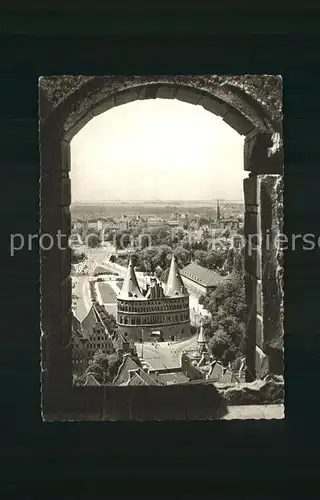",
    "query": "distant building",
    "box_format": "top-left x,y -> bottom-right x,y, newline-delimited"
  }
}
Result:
116,255 -> 191,342
167,220 -> 181,227
112,353 -> 160,385
72,219 -> 85,230
217,219 -> 240,231
180,262 -> 230,299
71,315 -> 89,376
71,306 -> 114,374
81,306 -> 114,359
